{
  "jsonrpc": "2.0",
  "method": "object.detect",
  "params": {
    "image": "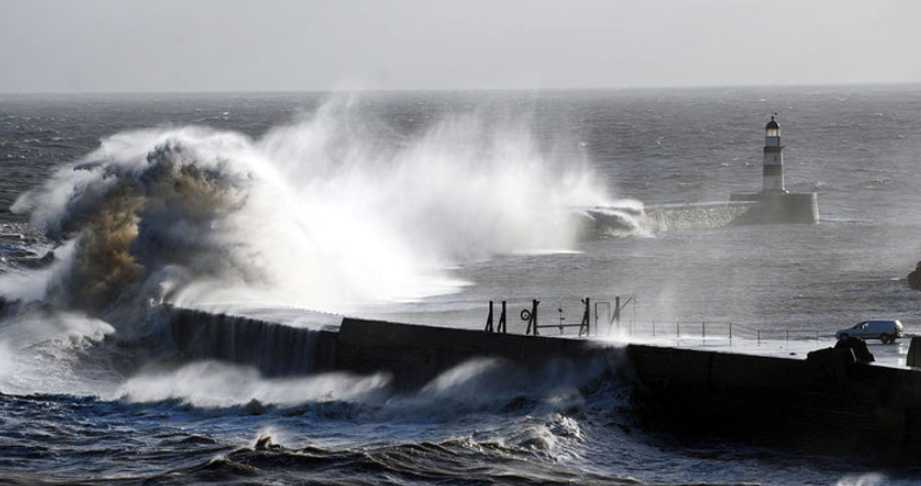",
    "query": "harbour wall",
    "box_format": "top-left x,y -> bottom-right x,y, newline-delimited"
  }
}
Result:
337,317 -> 616,389
645,201 -> 755,231
644,191 -> 818,231
164,306 -> 921,454
628,344 -> 921,454
167,307 -> 616,389
728,191 -> 819,225
168,308 -> 339,376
